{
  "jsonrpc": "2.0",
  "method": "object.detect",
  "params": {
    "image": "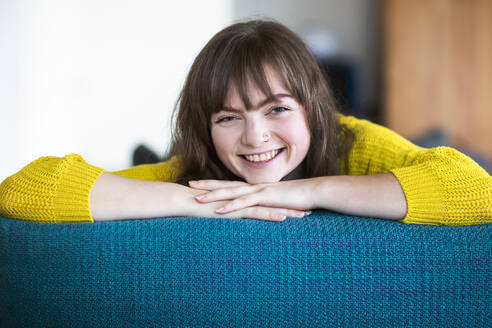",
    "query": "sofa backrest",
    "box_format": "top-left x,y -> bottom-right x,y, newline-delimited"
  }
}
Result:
1,213 -> 490,327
